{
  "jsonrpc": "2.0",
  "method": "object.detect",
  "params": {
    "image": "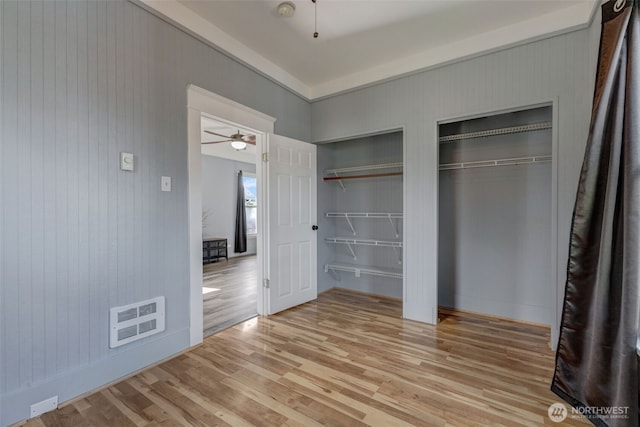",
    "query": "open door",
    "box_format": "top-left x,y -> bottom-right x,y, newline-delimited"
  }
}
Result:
264,134 -> 317,315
